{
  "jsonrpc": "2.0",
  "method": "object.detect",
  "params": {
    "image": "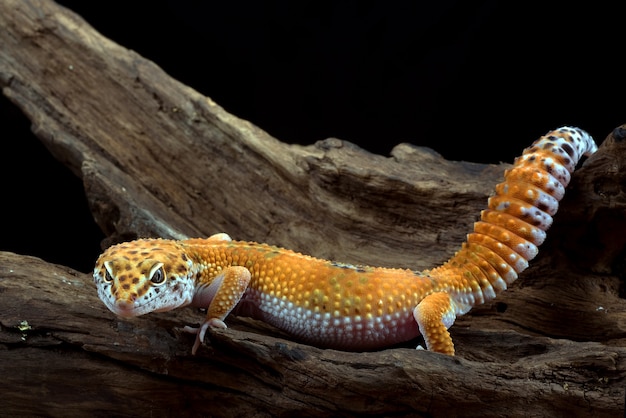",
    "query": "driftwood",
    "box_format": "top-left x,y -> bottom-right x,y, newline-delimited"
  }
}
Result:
1,0 -> 625,416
